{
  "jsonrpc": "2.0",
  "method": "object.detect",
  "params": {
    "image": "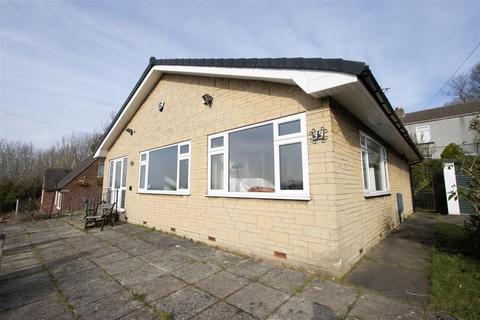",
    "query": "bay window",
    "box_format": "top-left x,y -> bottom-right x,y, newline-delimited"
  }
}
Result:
208,113 -> 309,200
138,141 -> 190,195
360,132 -> 389,196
